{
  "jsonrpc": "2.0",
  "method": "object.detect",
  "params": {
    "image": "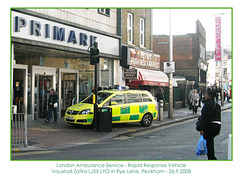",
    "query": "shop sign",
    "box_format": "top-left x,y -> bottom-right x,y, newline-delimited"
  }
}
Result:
12,11 -> 119,56
215,17 -> 221,61
129,48 -> 160,70
123,69 -> 138,80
